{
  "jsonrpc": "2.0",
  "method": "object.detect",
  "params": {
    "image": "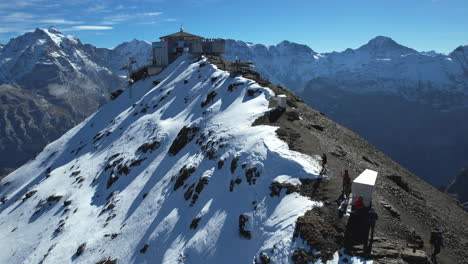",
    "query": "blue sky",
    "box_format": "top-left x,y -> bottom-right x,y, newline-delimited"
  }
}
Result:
0,0 -> 467,53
